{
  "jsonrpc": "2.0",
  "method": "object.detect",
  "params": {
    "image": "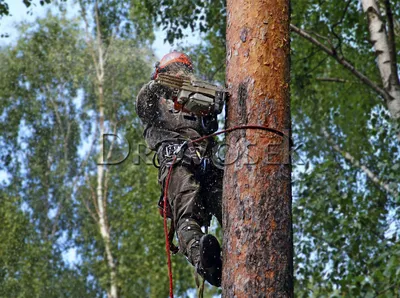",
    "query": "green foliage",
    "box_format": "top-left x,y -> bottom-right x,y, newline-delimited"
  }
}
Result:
1,0 -> 399,297
135,0 -> 225,43
0,193 -> 96,298
0,0 -> 63,18
0,1 -> 9,18
78,0 -> 155,43
183,30 -> 226,84
0,11 -> 195,297
131,0 -> 400,296
291,1 -> 400,296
